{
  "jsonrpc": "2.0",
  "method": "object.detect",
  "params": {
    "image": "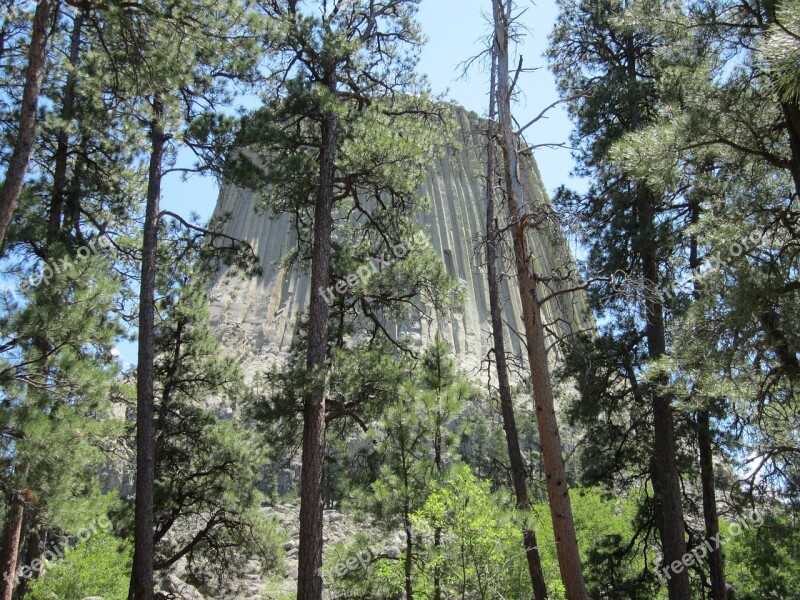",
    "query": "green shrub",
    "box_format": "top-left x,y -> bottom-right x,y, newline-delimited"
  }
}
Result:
725,512 -> 800,599
27,532 -> 131,600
